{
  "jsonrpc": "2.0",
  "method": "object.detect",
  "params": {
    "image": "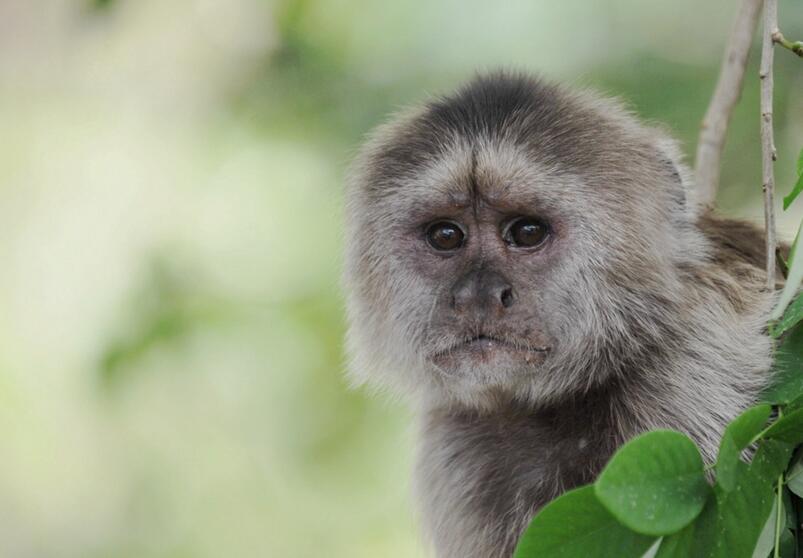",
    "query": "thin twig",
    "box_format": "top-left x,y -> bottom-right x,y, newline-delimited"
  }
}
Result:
695,0 -> 763,209
760,0 -> 778,290
772,30 -> 803,57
